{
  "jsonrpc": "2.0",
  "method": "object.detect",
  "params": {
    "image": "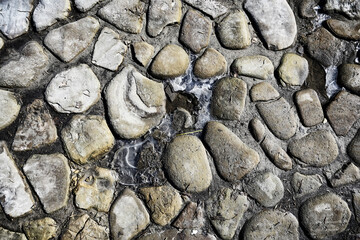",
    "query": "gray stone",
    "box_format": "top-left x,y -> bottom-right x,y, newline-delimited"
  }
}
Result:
173,202 -> 205,229
295,88 -> 324,127
178,230 -> 217,240
183,0 -> 228,19
211,77 -> 247,120
327,19 -> 360,40
0,38 -> 4,49
353,190 -> 360,223
133,41 -> 155,67
45,64 -> 101,113
300,193 -> 351,239
172,107 -> 194,131
244,0 -> 297,50
163,135 -> 212,192
231,55 -> 274,80
33,0 -> 71,31
339,64 -> 360,95
0,90 -> 21,131
288,130 -> 338,167
44,16 -> 100,62
300,0 -> 320,18
261,135 -> 293,170
139,229 -> 179,240
250,82 -> 280,102
110,188 -> 150,240
105,65 -> 166,139
0,227 -> 26,240
249,118 -> 265,142
23,217 -> 58,240
291,172 -> 323,198
325,0 -> 360,19
0,142 -> 34,218
204,121 -> 260,182
348,129 -> 360,163
139,229 -> 216,240
75,0 -> 102,12
193,48 -> 227,79
12,99 -> 58,151
278,53 -> 309,86
217,11 -> 251,49
330,163 -> 360,187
